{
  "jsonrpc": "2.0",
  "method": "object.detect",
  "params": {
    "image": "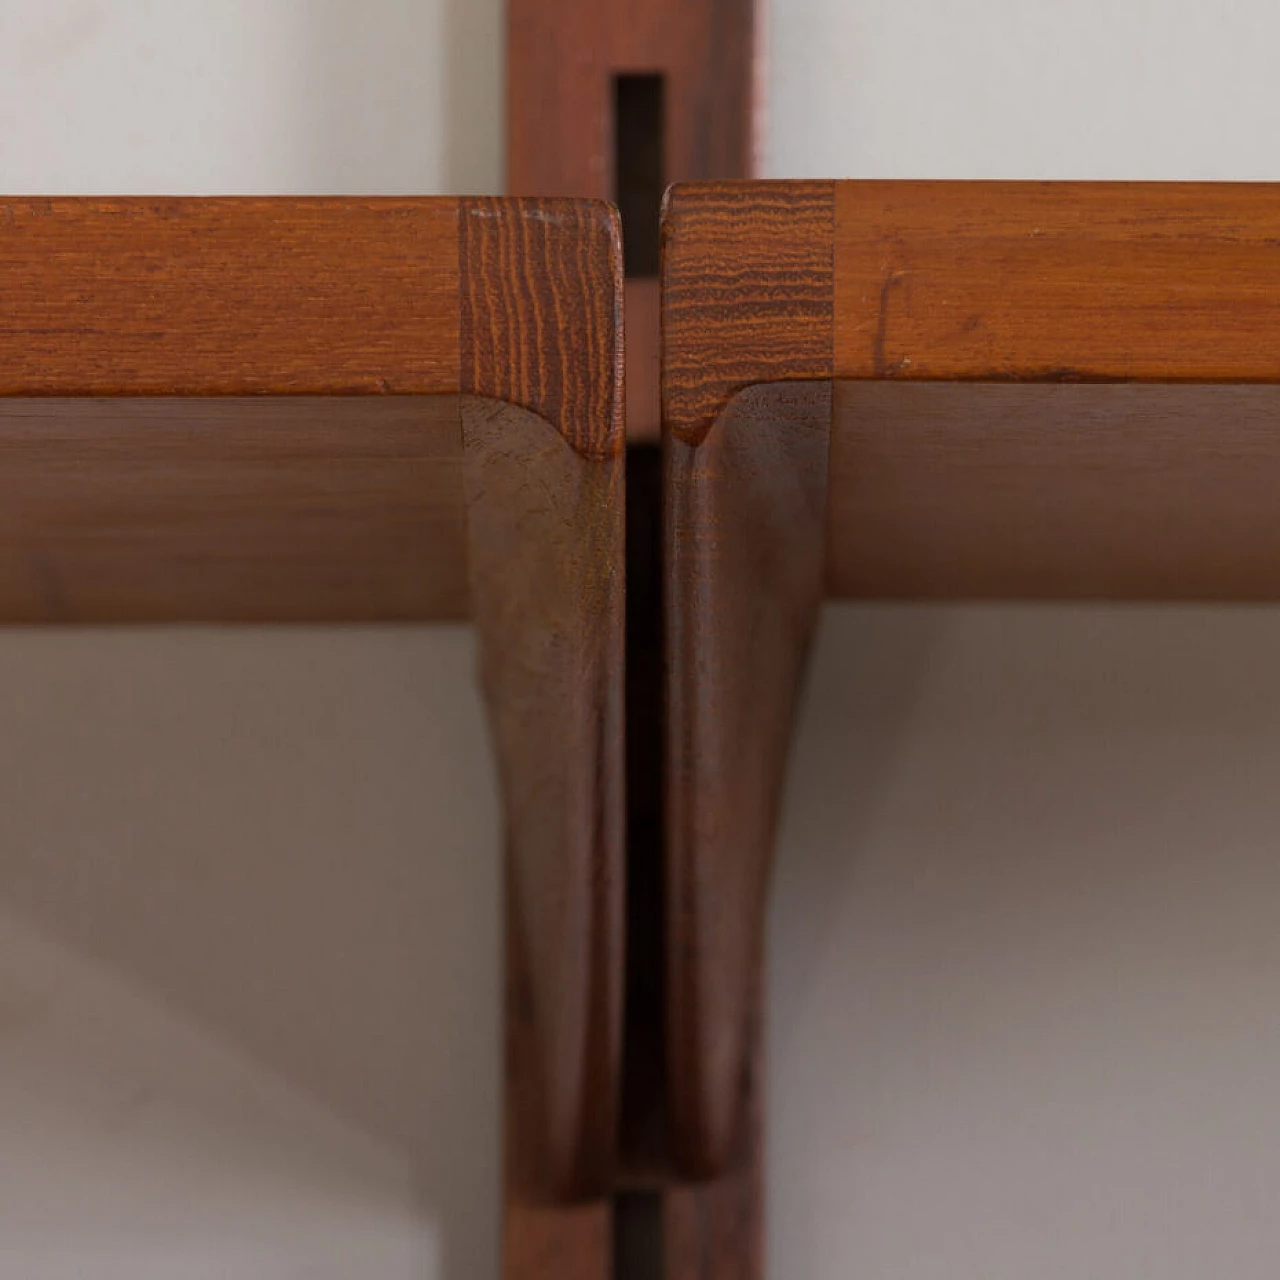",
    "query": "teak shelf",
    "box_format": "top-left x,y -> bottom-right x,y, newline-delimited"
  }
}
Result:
661,179 -> 1280,1275
9,182 -> 1280,1278
0,194 -> 626,1264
